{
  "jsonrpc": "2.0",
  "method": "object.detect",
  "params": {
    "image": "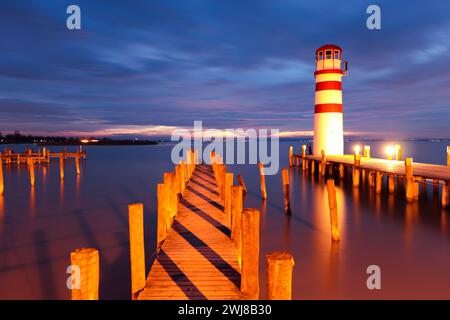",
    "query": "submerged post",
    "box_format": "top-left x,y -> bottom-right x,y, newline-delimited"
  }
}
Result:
353,154 -> 361,188
70,248 -> 99,300
281,168 -> 291,214
258,162 -> 267,200
128,203 -> 146,300
266,252 -> 295,300
326,179 -> 340,241
241,208 -> 260,300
